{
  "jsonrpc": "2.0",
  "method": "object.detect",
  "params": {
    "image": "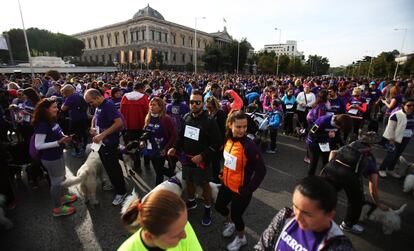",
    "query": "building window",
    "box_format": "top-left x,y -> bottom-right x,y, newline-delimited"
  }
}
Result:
115,33 -> 119,45
130,32 -> 134,42
158,32 -> 161,41
102,55 -> 105,62
181,36 -> 185,46
87,38 -> 91,49
287,46 -> 289,51
93,37 -> 97,48
292,46 -> 294,51
142,30 -> 145,40
108,54 -> 112,62
123,31 -> 127,44
164,33 -> 168,43
182,54 -> 185,63
107,34 -> 111,46
189,38 -> 193,47
164,52 -> 168,61
95,55 -> 99,62
151,30 -> 155,40
172,34 -> 176,45
173,52 -> 176,61
197,40 -> 200,48
190,54 -> 193,62
100,35 -> 104,47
